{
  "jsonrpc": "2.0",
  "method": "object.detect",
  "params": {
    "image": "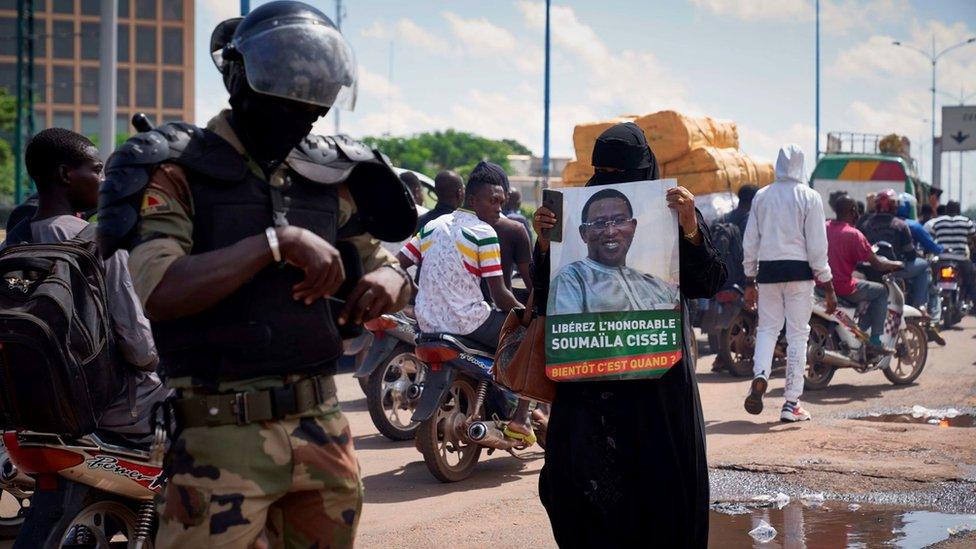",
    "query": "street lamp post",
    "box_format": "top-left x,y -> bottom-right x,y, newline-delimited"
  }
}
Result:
892,36 -> 976,189
542,0 -> 550,188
